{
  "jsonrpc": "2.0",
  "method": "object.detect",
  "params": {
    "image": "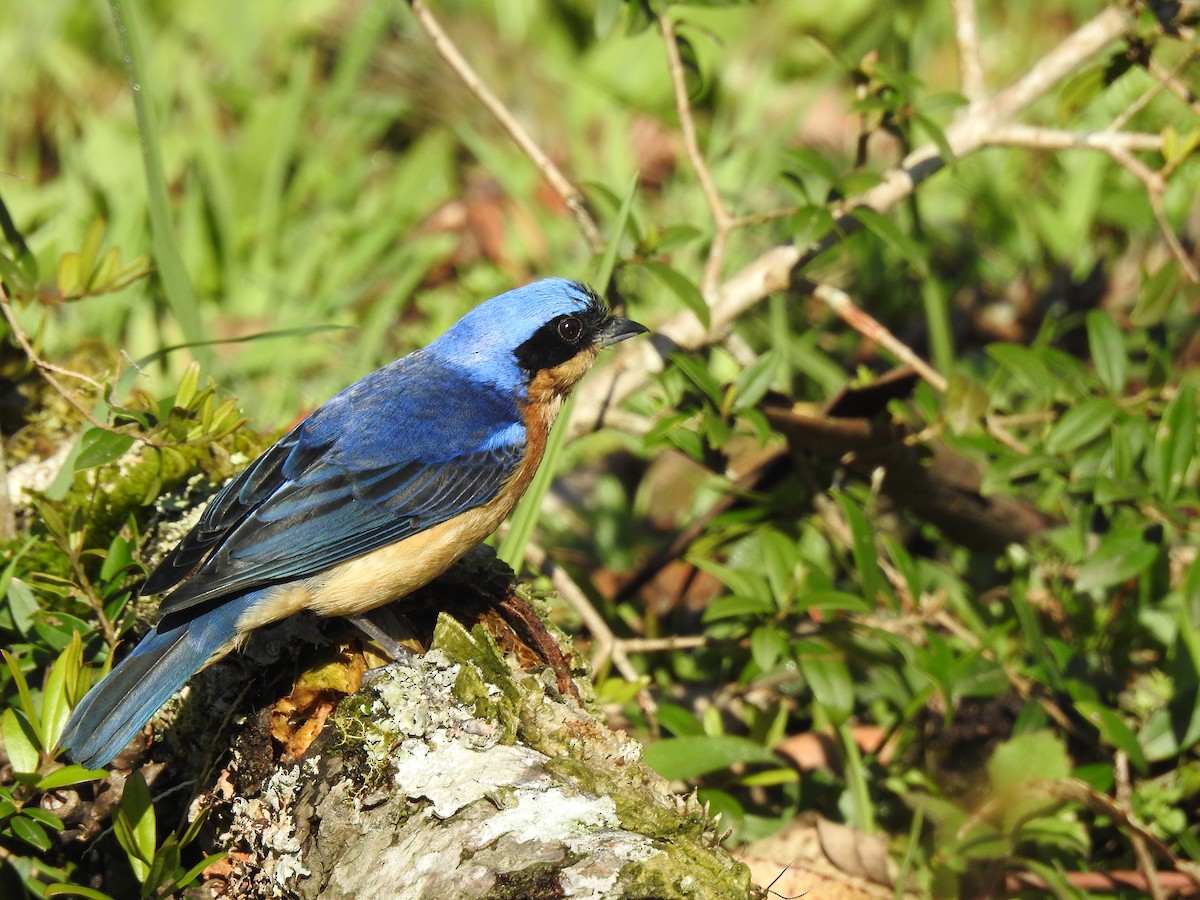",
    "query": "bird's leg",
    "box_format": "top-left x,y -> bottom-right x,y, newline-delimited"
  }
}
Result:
347,610 -> 414,663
